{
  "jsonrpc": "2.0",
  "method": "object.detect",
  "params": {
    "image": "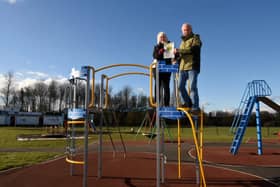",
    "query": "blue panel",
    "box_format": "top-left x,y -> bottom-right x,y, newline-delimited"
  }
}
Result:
159,107 -> 185,120
158,60 -> 179,73
80,66 -> 88,77
68,108 -> 86,120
